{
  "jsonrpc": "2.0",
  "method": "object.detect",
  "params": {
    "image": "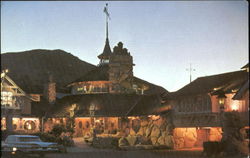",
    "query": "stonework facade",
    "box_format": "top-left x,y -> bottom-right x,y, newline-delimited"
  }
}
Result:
109,42 -> 134,93
43,81 -> 56,104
